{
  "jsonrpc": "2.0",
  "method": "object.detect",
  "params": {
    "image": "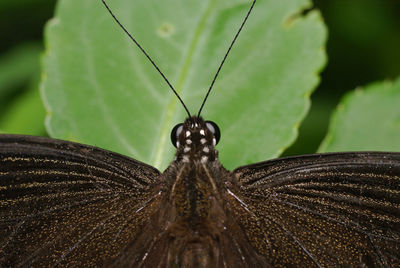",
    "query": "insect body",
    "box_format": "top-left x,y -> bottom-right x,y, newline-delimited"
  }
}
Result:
1,117 -> 399,267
